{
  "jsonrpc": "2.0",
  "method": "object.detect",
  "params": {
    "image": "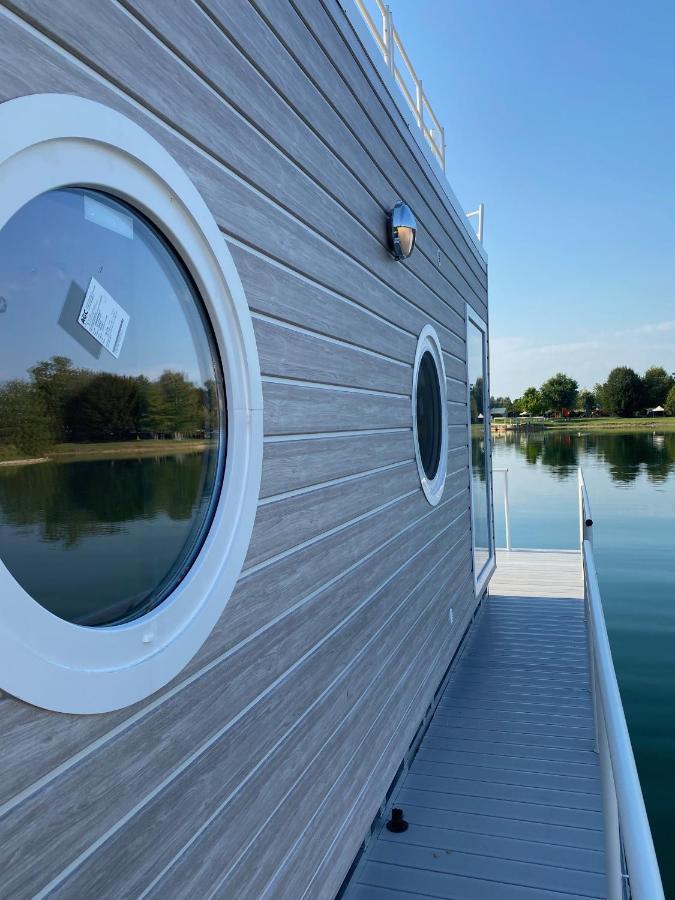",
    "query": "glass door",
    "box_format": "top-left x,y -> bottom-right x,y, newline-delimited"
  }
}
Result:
466,307 -> 495,593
